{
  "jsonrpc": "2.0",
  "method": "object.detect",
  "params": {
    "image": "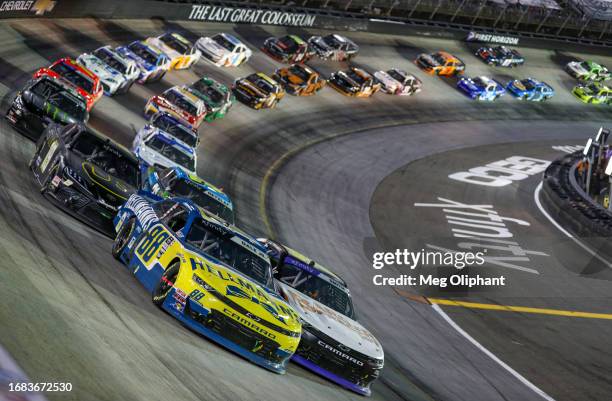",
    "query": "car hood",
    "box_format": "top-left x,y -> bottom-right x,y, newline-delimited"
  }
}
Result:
417,54 -> 439,67
374,71 -> 399,87
198,37 -> 227,56
67,155 -> 135,208
310,36 -> 332,52
460,78 -> 481,92
79,54 -> 124,82
568,62 -> 588,74
190,253 -> 301,334
278,282 -> 383,359
22,90 -> 84,124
